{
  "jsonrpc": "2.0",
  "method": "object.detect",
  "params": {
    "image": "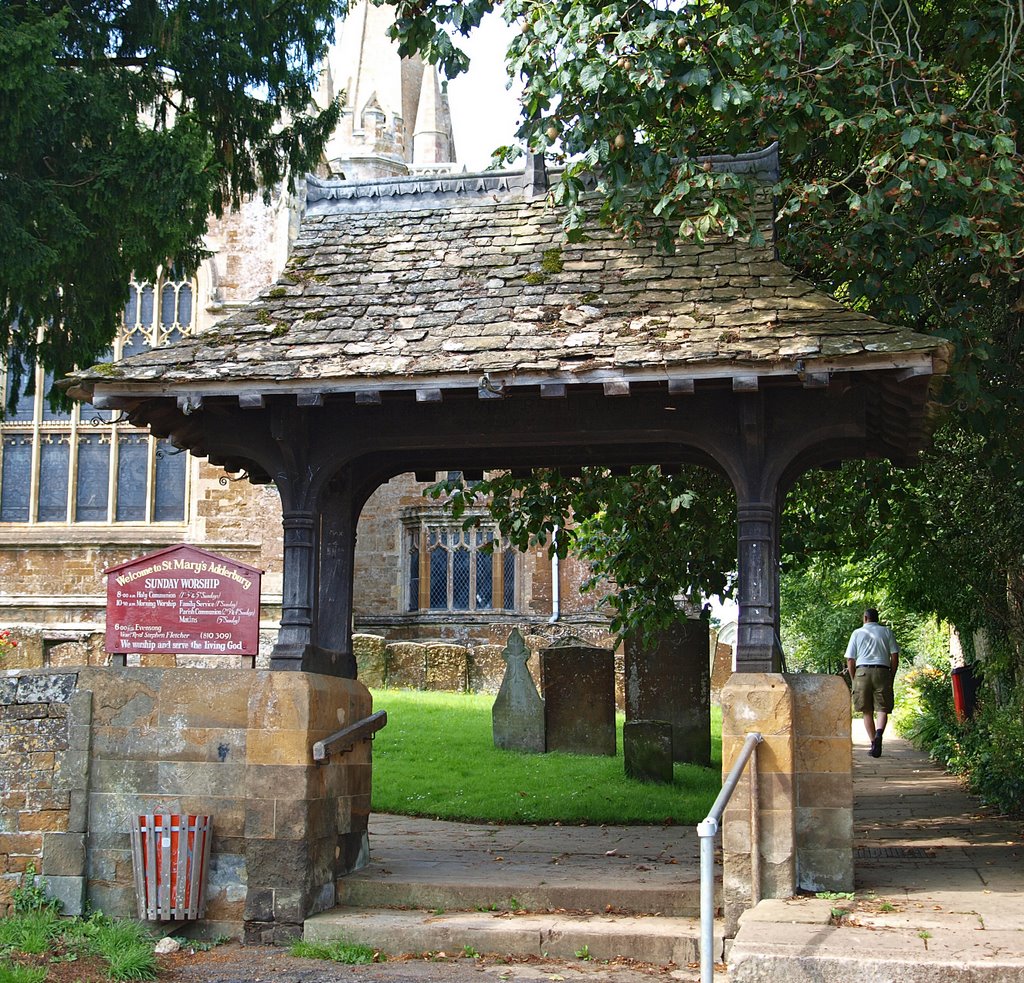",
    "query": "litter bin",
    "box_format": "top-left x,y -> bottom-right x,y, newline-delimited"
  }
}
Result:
129,814 -> 212,920
951,665 -> 977,722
